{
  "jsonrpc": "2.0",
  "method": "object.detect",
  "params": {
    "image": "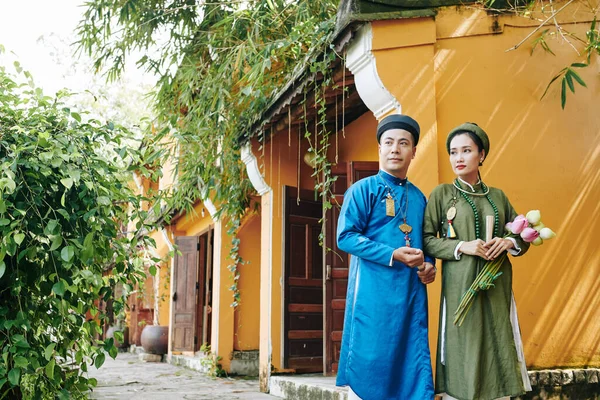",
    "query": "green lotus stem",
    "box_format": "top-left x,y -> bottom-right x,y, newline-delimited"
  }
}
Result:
455,256 -> 502,311
454,253 -> 508,325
